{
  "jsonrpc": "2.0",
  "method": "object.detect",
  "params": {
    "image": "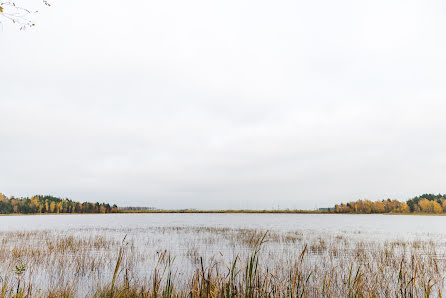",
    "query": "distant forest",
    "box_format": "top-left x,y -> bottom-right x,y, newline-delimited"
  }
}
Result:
334,194 -> 446,214
0,193 -> 118,214
3,192 -> 446,215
